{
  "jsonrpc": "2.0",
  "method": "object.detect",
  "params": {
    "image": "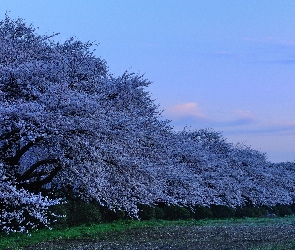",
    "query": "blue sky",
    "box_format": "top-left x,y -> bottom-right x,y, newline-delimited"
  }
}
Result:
1,1 -> 295,162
